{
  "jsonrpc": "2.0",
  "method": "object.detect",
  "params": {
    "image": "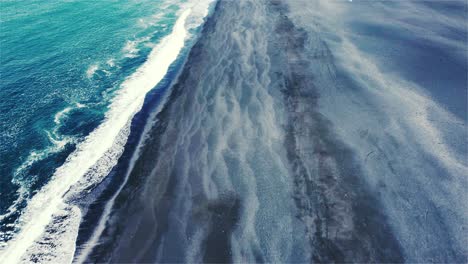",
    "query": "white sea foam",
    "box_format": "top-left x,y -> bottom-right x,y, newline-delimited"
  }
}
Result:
122,39 -> 140,58
1,104 -> 84,249
54,103 -> 84,125
86,64 -> 99,78
122,36 -> 152,58
106,58 -> 115,67
137,1 -> 176,29
0,2 -> 211,263
73,64 -> 170,264
54,107 -> 72,125
12,103 -> 84,183
74,1 -> 216,262
0,186 -> 27,224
